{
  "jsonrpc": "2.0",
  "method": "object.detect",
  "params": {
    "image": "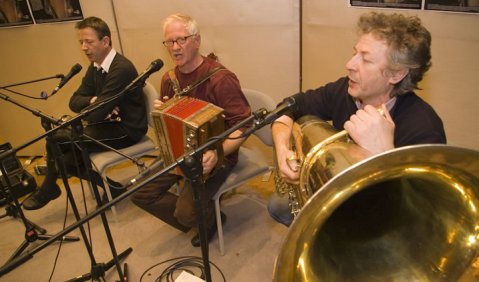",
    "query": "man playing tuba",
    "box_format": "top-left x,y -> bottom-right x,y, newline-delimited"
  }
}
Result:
269,12 -> 447,226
